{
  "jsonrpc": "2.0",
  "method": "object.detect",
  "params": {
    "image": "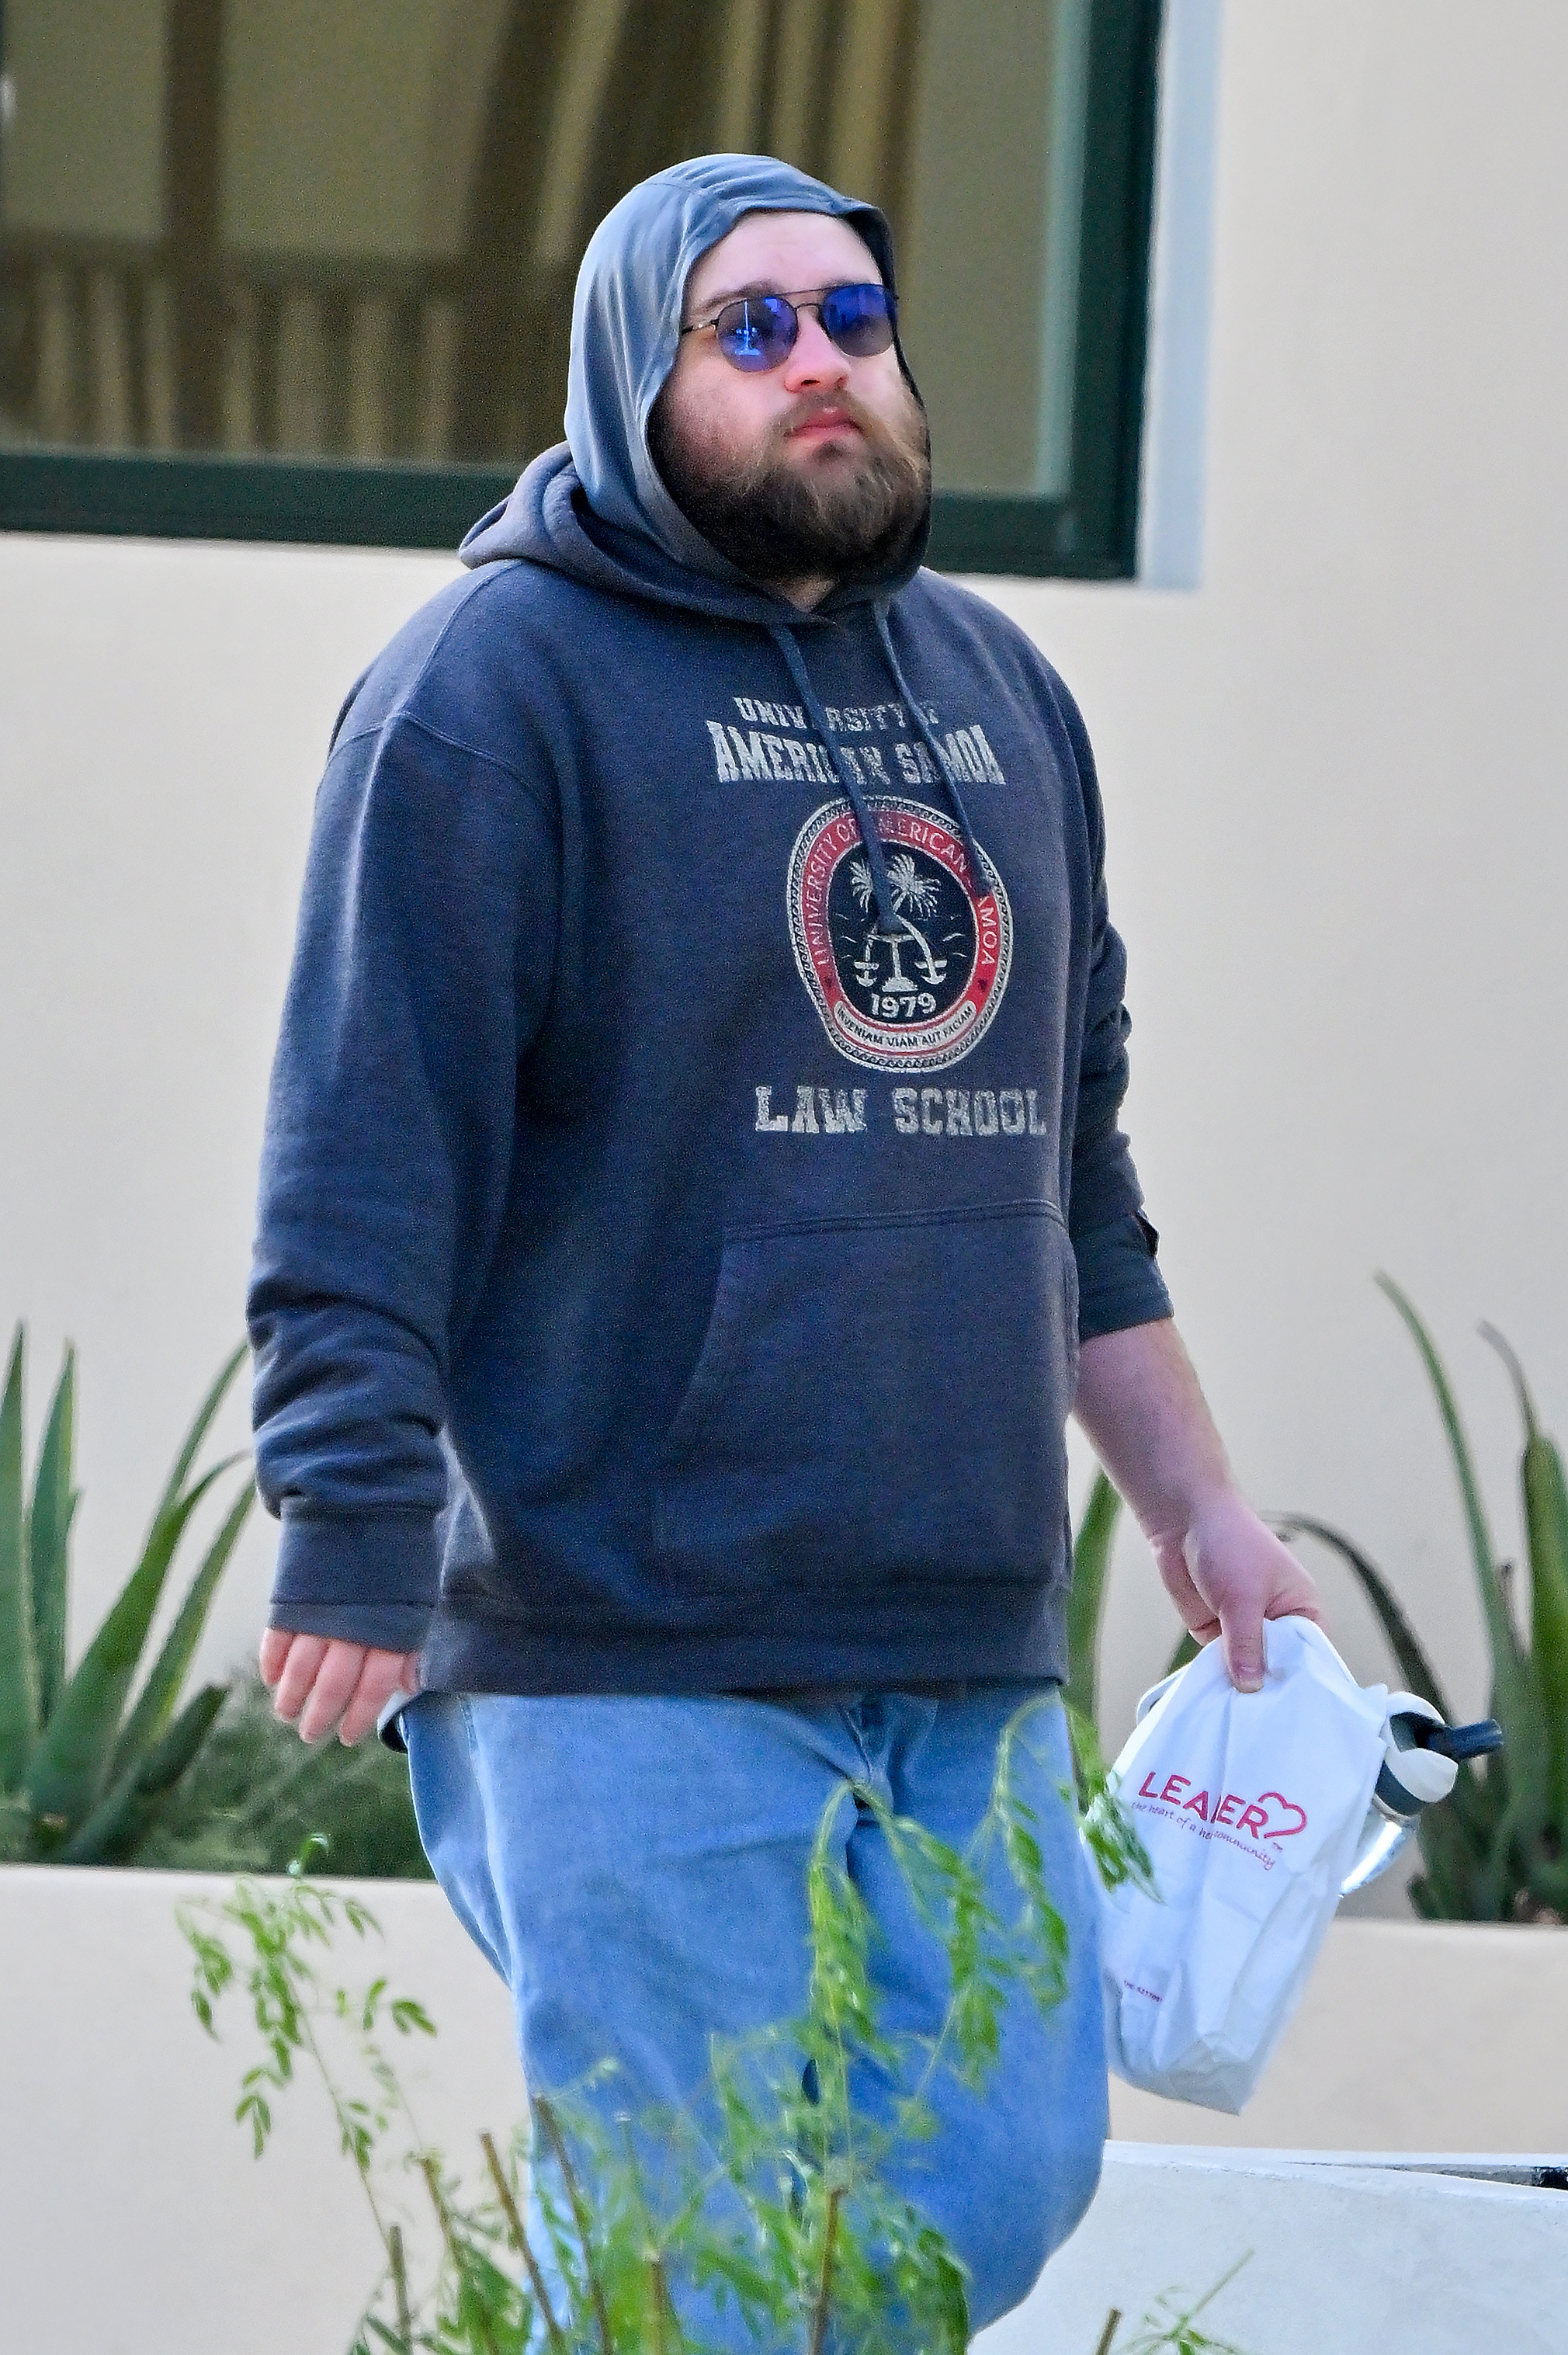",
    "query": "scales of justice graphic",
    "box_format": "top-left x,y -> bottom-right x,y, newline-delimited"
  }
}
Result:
846,849 -> 955,1013
788,797 -> 1014,1074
